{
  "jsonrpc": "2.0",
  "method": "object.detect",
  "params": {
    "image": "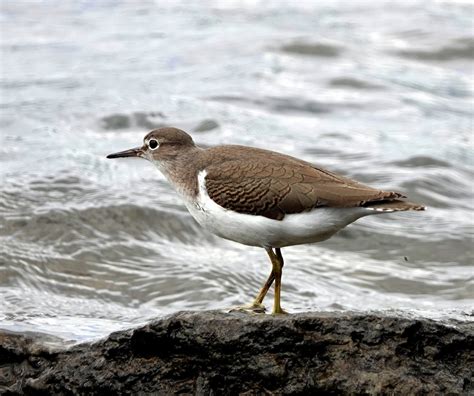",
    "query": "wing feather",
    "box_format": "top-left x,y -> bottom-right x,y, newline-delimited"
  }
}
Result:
204,156 -> 404,220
